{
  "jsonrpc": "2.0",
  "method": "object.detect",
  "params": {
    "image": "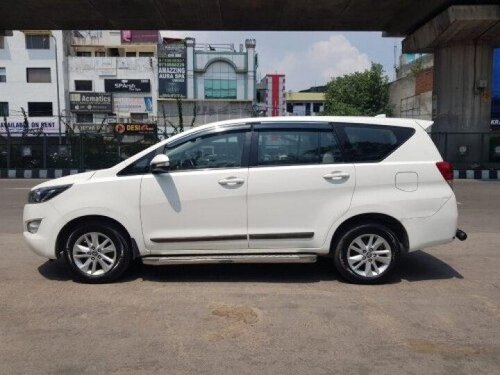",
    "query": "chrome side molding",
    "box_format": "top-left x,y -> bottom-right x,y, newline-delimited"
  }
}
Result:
142,254 -> 318,265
